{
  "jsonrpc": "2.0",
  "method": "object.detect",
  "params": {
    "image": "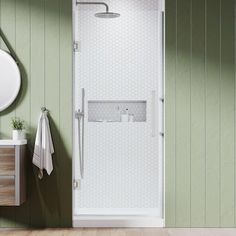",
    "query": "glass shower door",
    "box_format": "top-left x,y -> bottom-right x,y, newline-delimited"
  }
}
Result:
73,0 -> 164,227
